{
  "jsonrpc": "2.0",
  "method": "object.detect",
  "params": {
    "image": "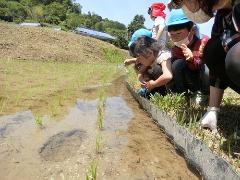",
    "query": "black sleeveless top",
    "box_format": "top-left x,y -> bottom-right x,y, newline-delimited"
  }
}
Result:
211,0 -> 240,38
